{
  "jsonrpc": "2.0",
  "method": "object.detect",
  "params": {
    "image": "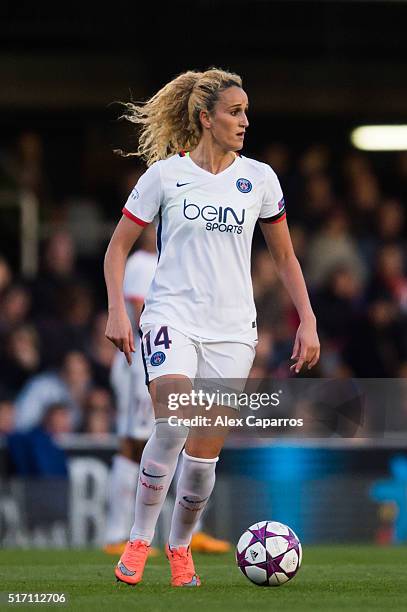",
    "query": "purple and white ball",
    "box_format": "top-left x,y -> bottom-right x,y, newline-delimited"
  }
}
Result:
236,520 -> 302,587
